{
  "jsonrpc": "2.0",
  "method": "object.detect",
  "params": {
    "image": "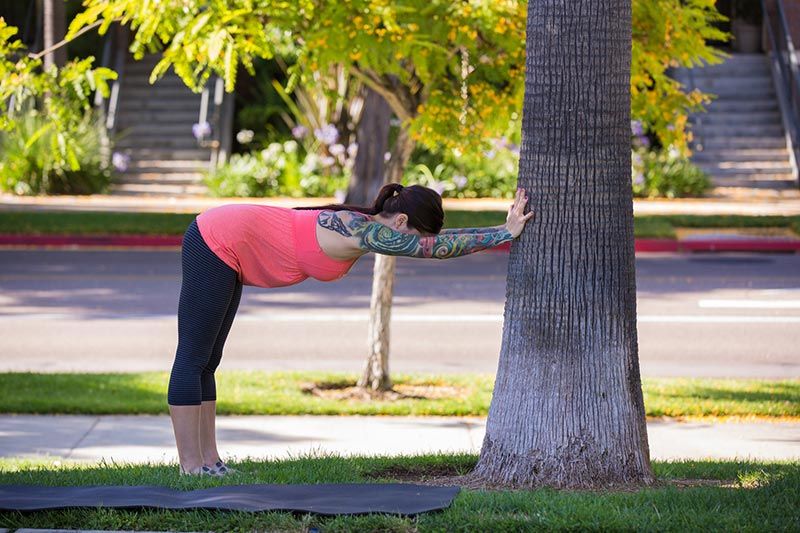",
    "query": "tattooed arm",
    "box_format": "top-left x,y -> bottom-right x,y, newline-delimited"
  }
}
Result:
319,210 -> 513,259
316,188 -> 533,259
439,226 -> 506,235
